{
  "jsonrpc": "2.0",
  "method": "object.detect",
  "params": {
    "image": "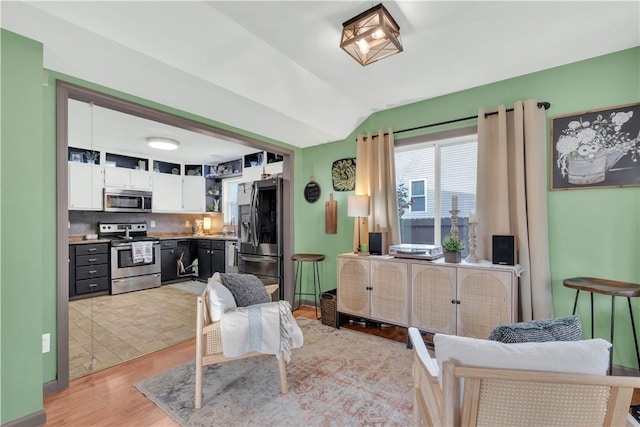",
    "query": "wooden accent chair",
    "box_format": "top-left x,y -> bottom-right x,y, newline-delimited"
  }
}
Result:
408,328 -> 640,427
195,284 -> 287,409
